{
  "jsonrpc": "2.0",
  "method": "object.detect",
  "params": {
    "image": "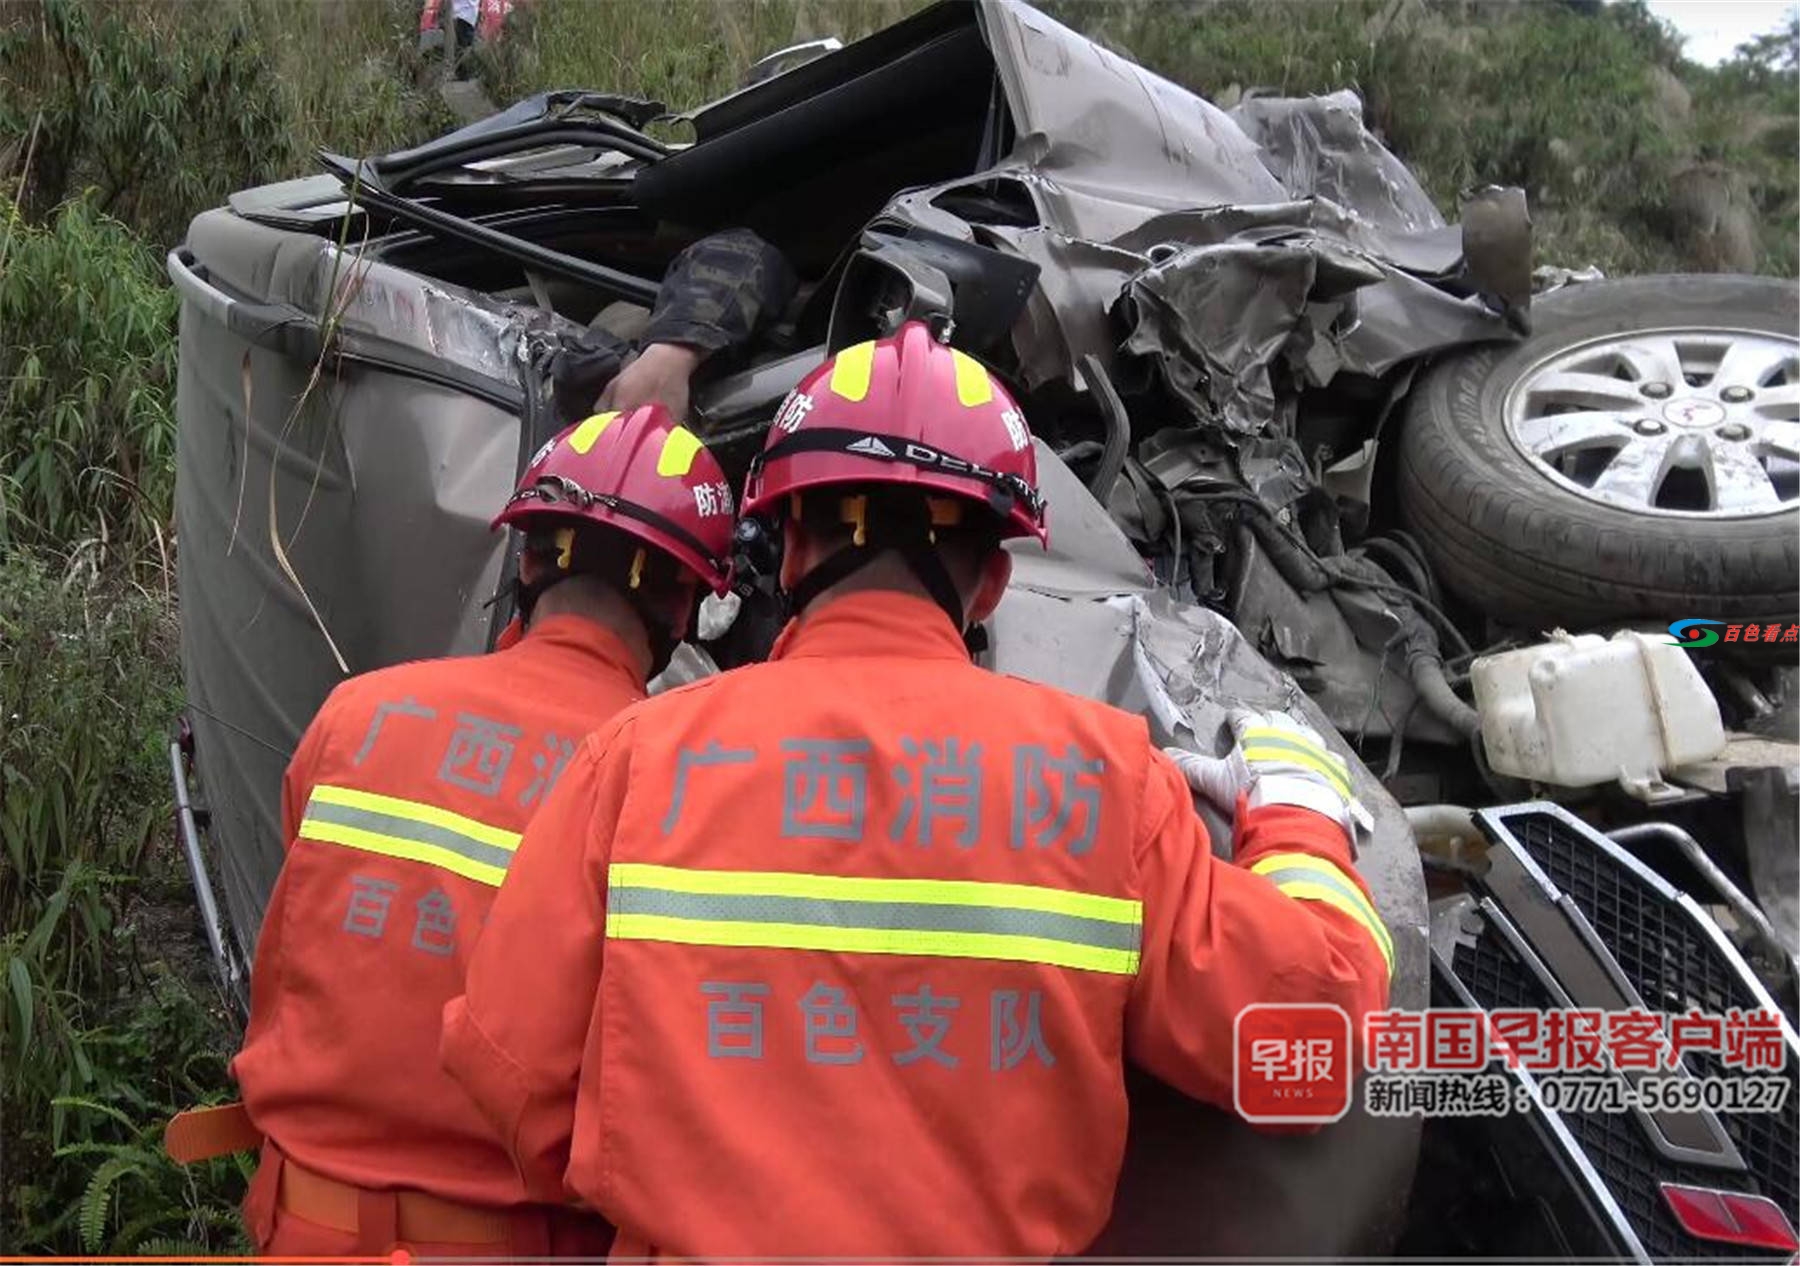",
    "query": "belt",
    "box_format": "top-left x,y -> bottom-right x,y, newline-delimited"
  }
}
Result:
173,1104 -> 586,1251
167,1101 -> 264,1164
277,1156 -> 514,1246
